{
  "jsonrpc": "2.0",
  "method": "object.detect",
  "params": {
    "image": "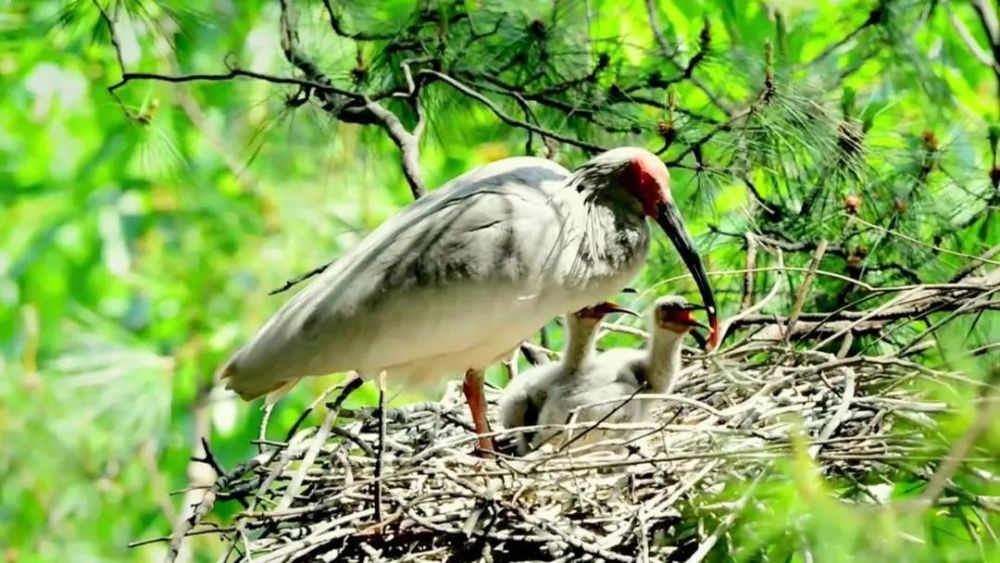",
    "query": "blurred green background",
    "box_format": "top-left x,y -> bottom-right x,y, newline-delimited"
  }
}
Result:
1,0 -> 998,561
